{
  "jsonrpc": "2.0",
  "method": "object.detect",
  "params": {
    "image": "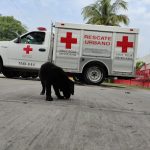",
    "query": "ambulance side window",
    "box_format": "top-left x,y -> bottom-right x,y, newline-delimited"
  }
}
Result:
20,32 -> 45,45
